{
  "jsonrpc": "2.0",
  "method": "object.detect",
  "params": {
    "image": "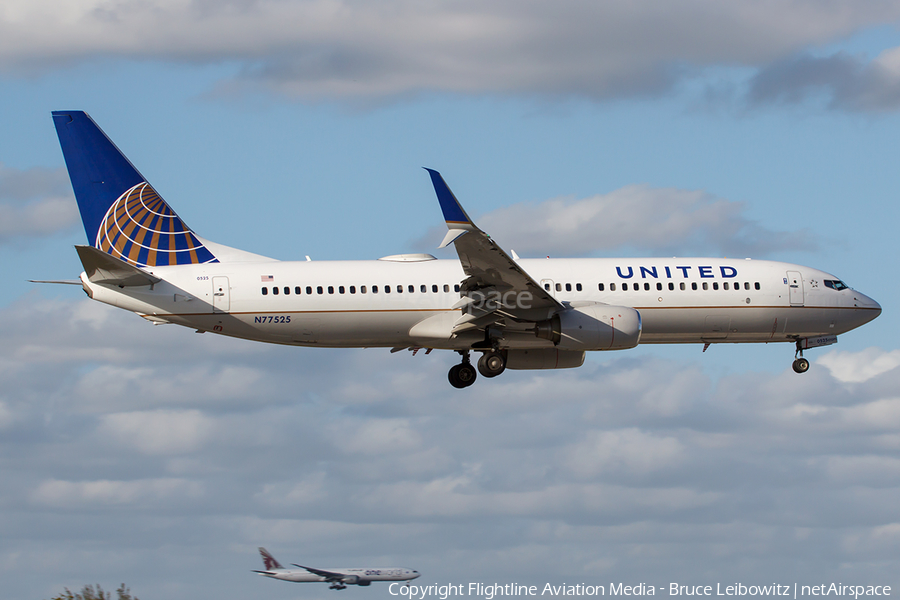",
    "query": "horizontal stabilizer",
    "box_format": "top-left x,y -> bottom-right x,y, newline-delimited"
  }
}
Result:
29,279 -> 83,285
76,245 -> 161,287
